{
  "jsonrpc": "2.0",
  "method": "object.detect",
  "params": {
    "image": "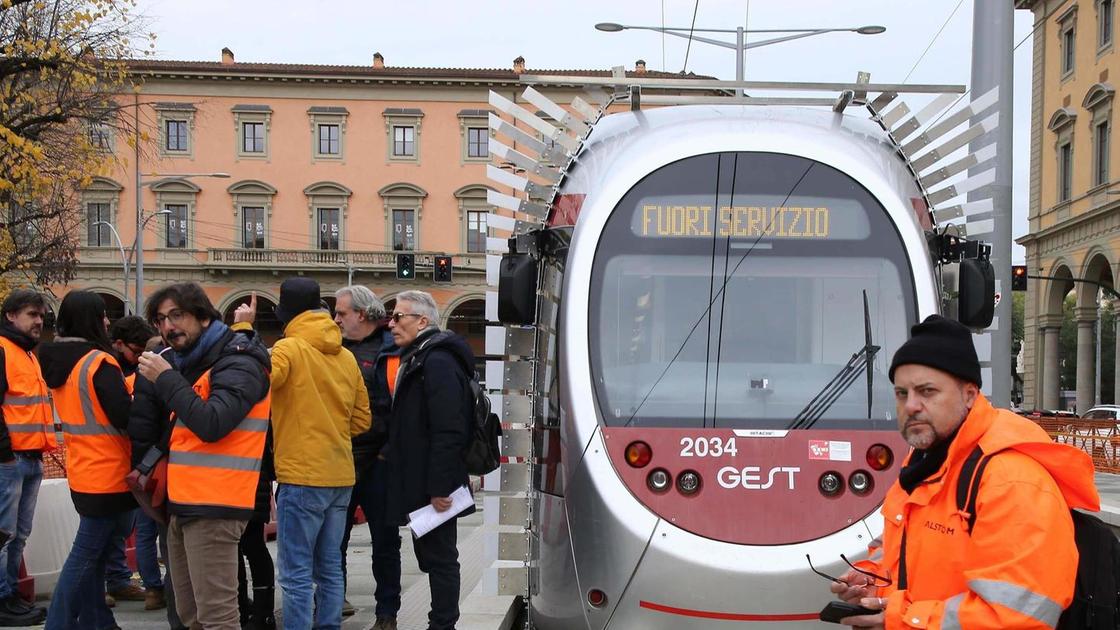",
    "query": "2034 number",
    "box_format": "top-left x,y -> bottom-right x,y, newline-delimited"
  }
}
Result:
679,437 -> 738,458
